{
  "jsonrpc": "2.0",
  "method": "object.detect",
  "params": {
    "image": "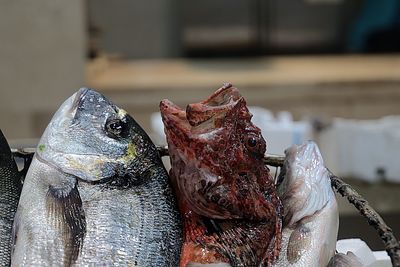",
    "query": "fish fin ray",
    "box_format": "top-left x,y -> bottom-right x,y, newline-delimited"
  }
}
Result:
46,182 -> 86,265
